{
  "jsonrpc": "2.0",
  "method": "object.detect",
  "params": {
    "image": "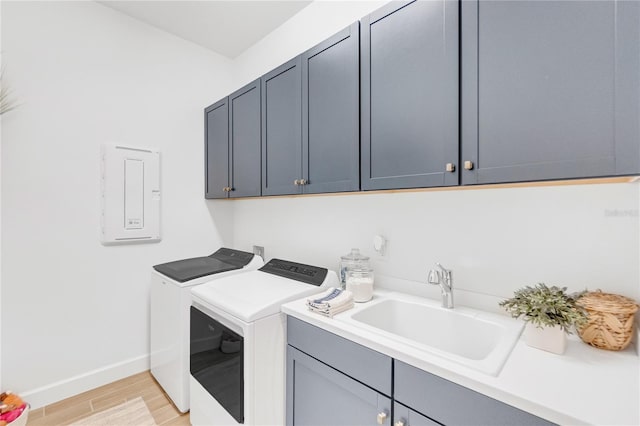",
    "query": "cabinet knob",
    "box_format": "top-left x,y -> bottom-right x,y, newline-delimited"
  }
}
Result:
464,160 -> 474,170
394,421 -> 406,426
294,179 -> 300,186
299,179 -> 307,185
377,411 -> 388,425
222,187 -> 229,192
445,163 -> 456,172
